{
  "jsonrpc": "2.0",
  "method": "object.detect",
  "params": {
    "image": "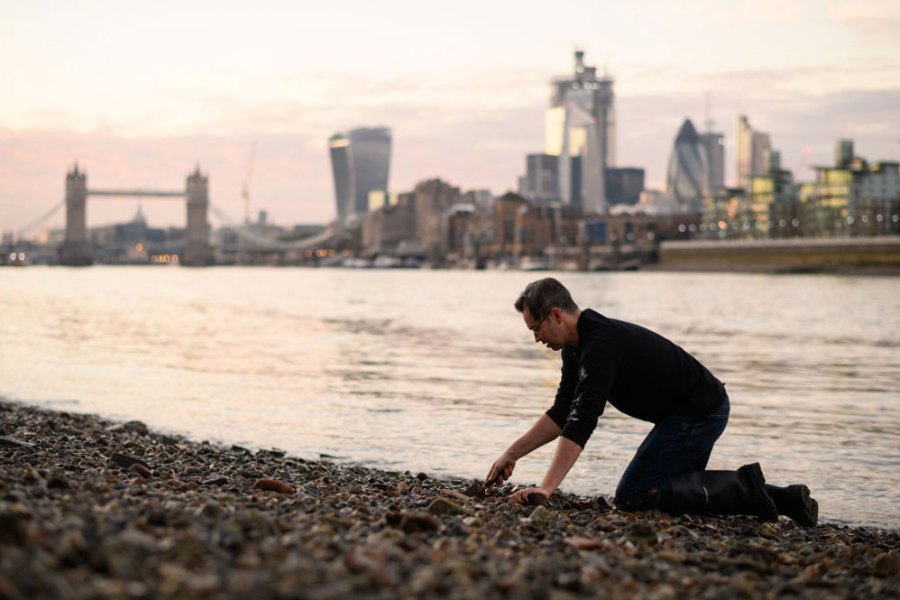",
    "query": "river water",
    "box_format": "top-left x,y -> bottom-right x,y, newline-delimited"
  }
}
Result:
1,267 -> 898,528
